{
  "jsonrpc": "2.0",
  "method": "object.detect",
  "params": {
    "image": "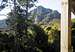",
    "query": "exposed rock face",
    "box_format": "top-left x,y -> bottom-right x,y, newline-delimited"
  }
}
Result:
30,6 -> 60,24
